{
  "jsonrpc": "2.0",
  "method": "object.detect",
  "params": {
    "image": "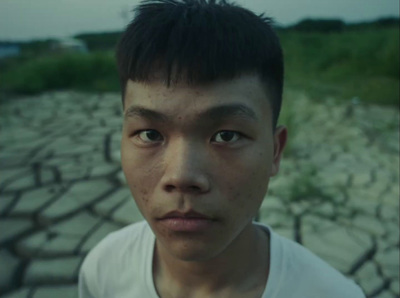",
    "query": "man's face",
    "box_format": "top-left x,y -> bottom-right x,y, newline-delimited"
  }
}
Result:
121,75 -> 286,261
